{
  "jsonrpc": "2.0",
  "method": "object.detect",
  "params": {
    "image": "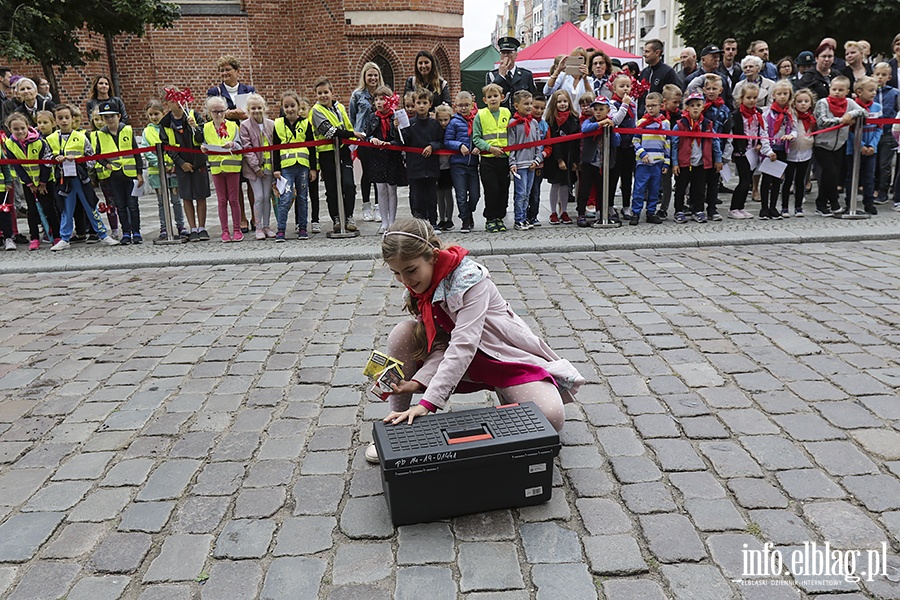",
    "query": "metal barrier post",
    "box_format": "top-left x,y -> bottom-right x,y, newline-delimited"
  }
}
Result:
594,127 -> 619,228
841,118 -> 870,220
153,143 -> 185,244
327,138 -> 360,239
